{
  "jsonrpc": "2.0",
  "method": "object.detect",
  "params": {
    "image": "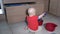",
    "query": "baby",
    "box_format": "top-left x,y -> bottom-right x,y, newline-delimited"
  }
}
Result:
25,8 -> 46,33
